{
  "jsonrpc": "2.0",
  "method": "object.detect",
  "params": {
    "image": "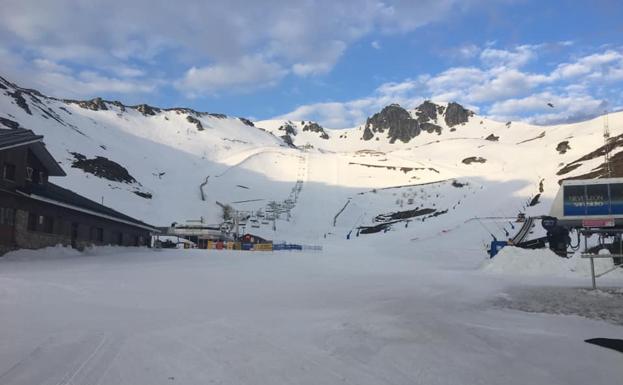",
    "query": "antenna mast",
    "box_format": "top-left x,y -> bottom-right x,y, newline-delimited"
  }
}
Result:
604,111 -> 611,178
